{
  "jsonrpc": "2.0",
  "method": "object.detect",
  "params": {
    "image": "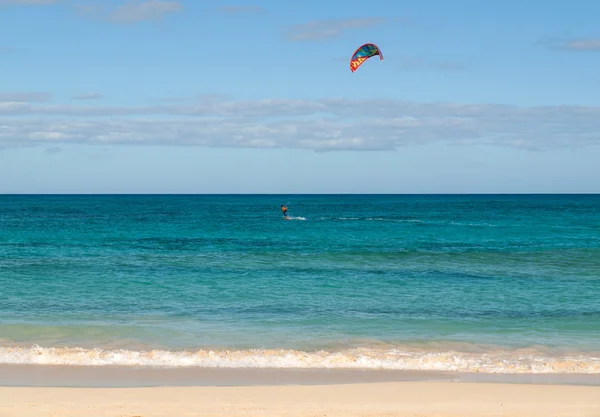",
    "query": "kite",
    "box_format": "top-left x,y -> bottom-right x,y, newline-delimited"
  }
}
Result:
350,43 -> 383,72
